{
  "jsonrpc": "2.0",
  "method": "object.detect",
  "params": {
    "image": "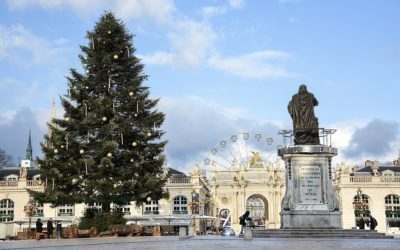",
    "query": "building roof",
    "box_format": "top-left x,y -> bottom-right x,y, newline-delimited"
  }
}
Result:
354,165 -> 400,175
167,168 -> 186,177
0,168 -> 40,180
